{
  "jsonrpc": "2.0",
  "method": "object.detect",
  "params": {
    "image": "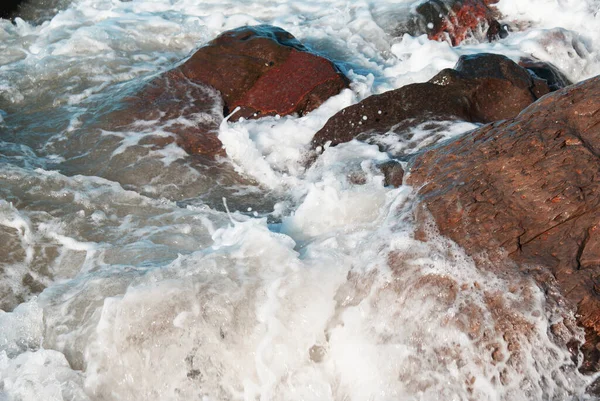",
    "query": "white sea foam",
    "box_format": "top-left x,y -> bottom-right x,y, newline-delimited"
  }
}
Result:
0,0 -> 599,399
